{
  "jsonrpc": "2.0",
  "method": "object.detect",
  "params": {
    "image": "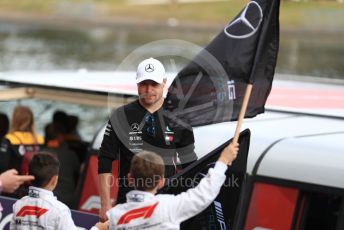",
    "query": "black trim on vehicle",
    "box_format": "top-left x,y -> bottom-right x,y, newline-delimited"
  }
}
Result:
232,174 -> 255,230
296,131 -> 344,138
252,137 -> 289,175
291,191 -> 305,230
336,199 -> 344,230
